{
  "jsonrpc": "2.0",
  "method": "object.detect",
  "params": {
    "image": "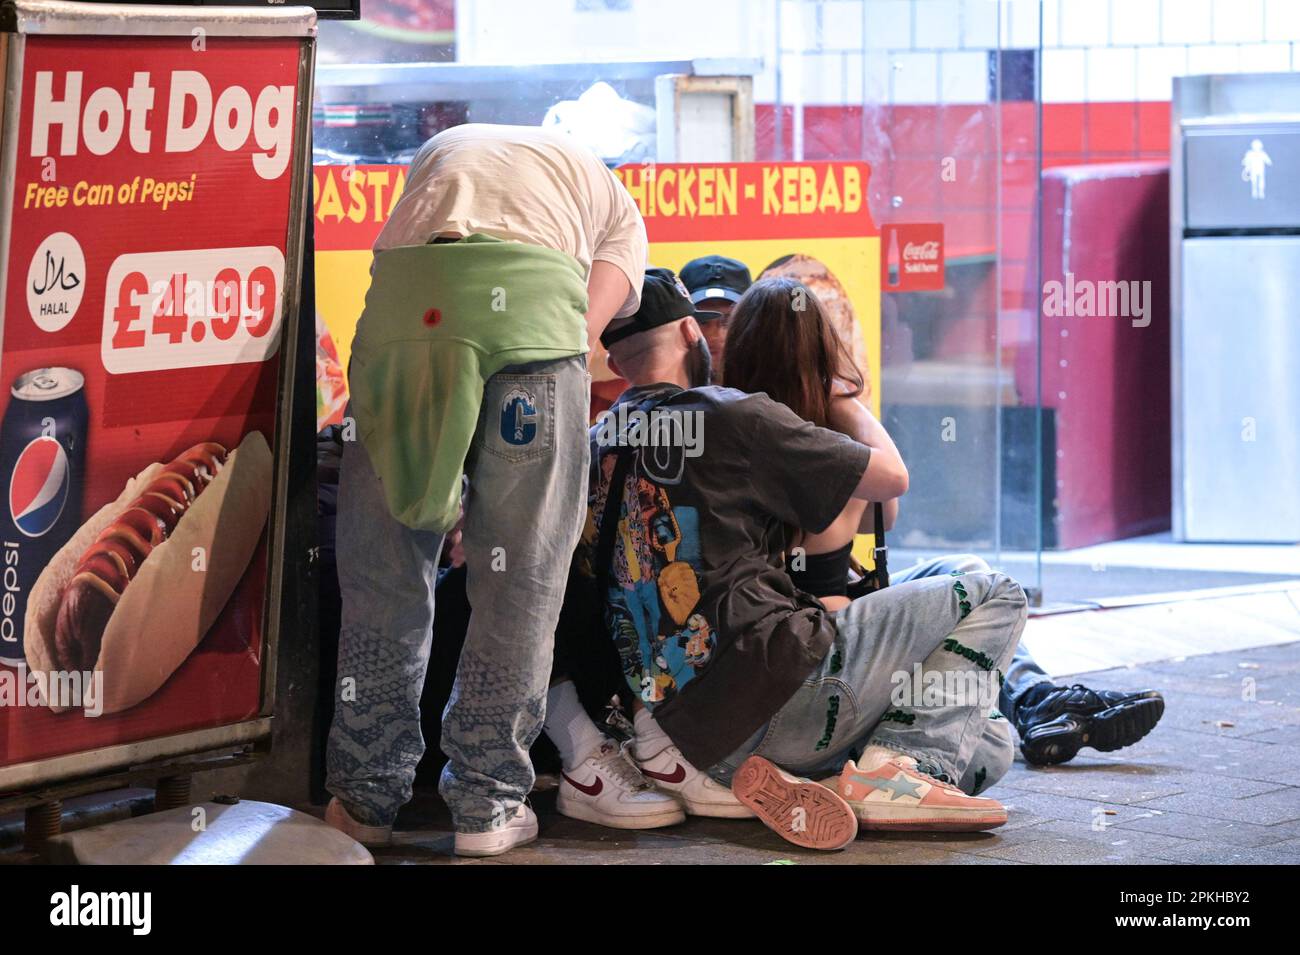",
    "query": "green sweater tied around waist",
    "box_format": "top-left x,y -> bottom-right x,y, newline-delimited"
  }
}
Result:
349,233 -> 589,533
